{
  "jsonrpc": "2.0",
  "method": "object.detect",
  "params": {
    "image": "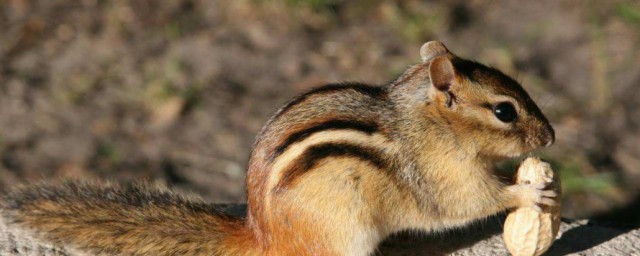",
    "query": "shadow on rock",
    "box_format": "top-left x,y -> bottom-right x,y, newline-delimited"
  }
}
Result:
545,219 -> 632,256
